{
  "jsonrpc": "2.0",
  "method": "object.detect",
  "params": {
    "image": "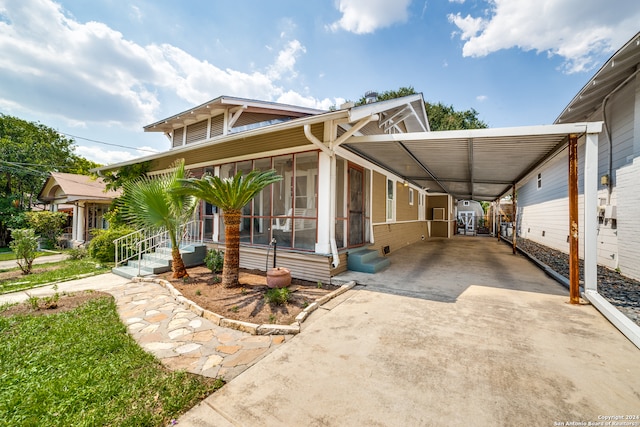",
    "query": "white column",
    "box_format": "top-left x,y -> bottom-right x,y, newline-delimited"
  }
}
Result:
72,203 -> 78,241
584,132 -> 599,293
212,165 -> 220,242
76,202 -> 86,243
315,152 -> 332,254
